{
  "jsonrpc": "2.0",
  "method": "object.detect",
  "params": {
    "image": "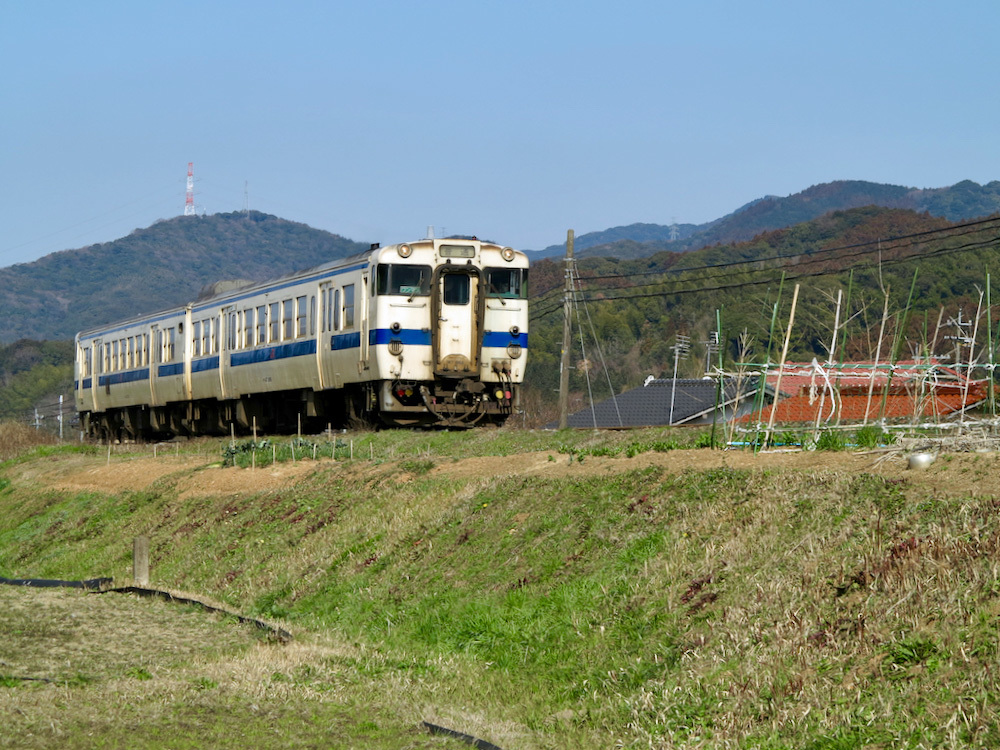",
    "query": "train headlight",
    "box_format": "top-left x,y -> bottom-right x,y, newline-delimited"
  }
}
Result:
398,244 -> 412,258
501,247 -> 515,262
509,325 -> 519,336
390,321 -> 402,333
507,343 -> 522,359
